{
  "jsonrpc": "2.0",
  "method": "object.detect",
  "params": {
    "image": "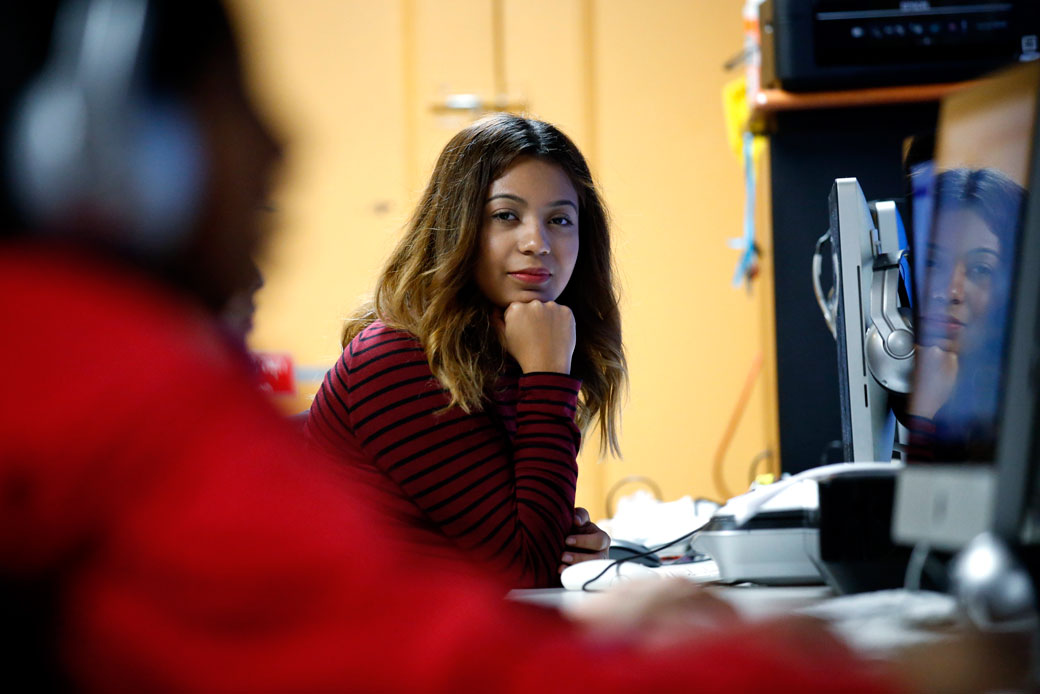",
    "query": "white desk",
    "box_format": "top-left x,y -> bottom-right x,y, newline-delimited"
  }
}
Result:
510,581 -> 961,657
510,584 -> 831,620
510,574 -> 1034,690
